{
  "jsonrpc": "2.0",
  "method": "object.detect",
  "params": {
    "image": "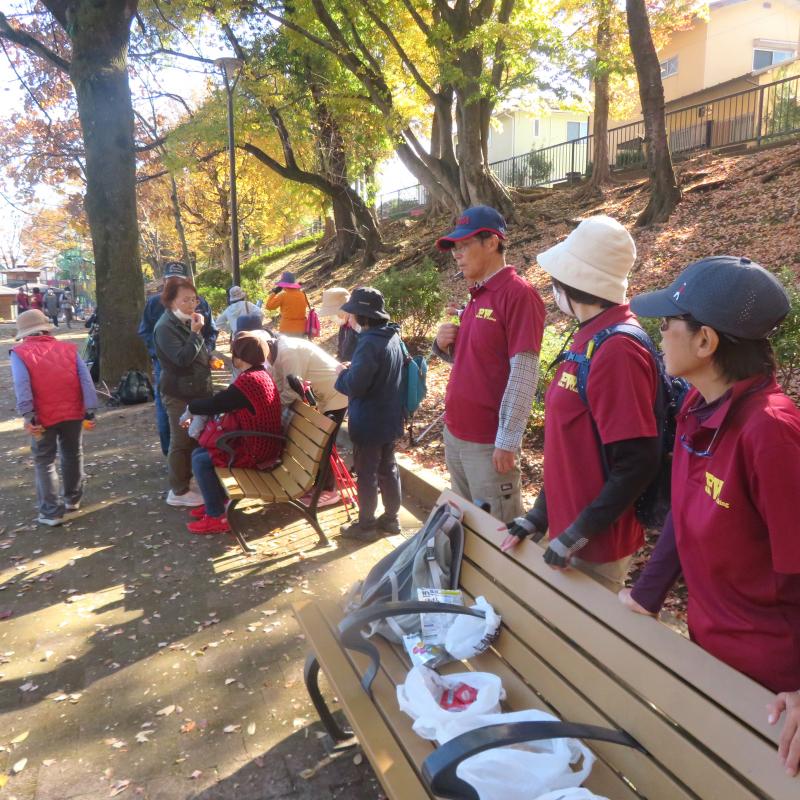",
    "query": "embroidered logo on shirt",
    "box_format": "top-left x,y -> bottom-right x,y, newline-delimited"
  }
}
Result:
704,472 -> 730,509
558,372 -> 578,393
476,308 -> 496,322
